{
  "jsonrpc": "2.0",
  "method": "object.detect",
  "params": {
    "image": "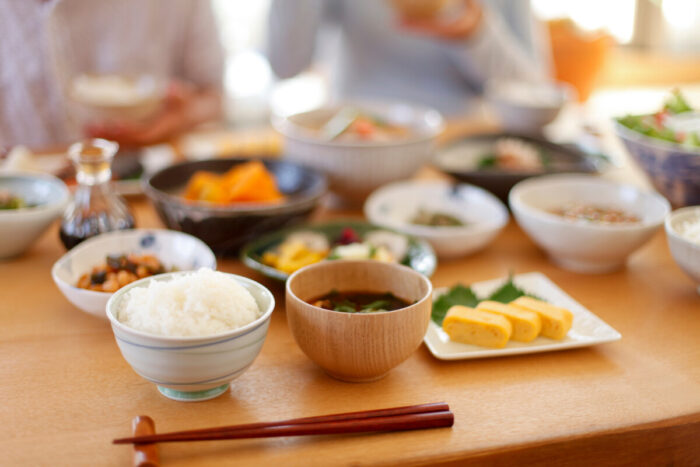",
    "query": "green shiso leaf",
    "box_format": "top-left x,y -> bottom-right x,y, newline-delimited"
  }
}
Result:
431,284 -> 478,326
487,280 -> 529,303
